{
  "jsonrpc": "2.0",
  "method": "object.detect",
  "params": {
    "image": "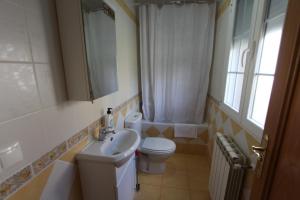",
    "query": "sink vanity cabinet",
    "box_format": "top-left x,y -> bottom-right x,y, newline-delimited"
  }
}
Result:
78,154 -> 136,200
76,129 -> 140,200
